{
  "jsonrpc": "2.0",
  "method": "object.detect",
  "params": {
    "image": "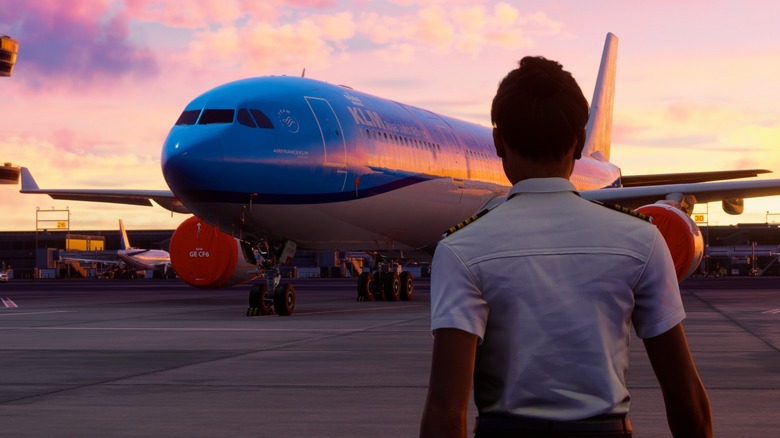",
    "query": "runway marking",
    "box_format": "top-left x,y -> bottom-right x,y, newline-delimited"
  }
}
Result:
2,297 -> 18,308
761,308 -> 780,314
296,304 -> 426,316
0,310 -> 72,317
0,326 -> 362,332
